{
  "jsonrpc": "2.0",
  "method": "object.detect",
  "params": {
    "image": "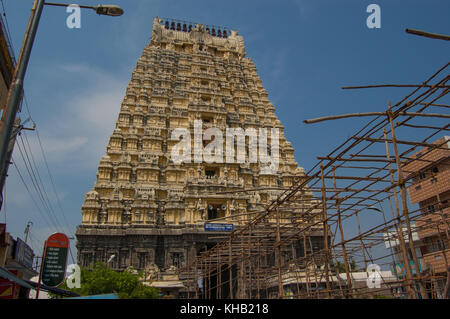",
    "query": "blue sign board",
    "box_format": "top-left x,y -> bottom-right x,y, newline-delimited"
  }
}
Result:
204,223 -> 234,232
14,238 -> 34,270
68,293 -> 119,299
